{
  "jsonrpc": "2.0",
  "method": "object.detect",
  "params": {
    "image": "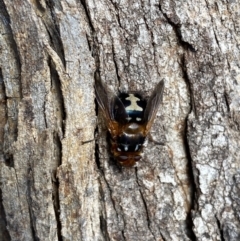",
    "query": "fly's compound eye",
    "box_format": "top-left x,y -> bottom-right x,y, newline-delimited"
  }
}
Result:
134,156 -> 141,161
118,156 -> 128,161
